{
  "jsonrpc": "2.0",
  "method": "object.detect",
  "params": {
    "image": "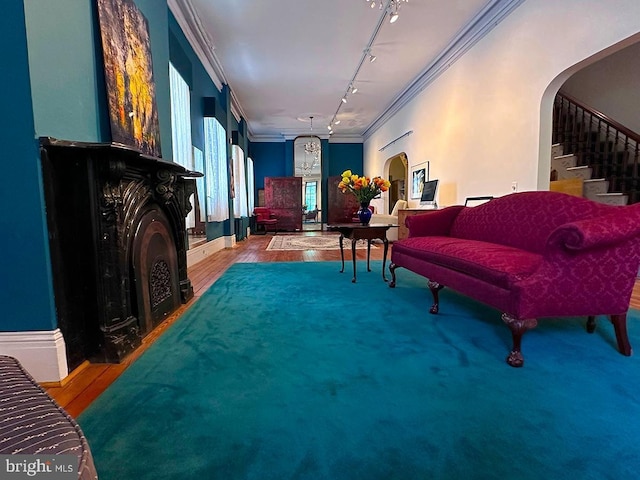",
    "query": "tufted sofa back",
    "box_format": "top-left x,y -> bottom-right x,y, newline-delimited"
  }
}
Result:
449,191 -> 618,254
